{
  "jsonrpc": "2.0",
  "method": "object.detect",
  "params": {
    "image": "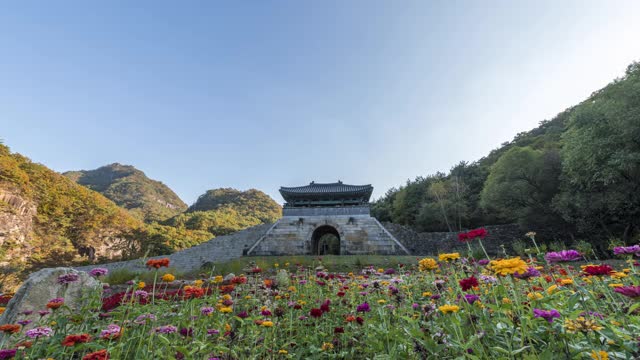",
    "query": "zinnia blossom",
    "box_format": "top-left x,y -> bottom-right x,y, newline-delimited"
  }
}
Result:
582,264 -> 614,276
544,250 -> 581,263
533,308 -> 561,323
490,257 -> 528,276
459,276 -> 479,291
82,349 -> 109,360
57,273 -> 79,284
89,268 -> 109,277
613,245 -> 640,256
0,324 -> 21,334
356,302 -> 371,313
418,258 -> 438,271
146,258 -> 170,269
457,228 -> 488,242
61,333 -> 91,346
513,267 -> 541,279
46,297 -> 65,309
201,306 -> 214,316
310,308 -> 323,318
25,327 -> 53,338
613,285 -> 640,298
438,253 -> 461,262
100,324 -> 121,339
0,349 -> 17,360
438,304 -> 460,314
464,294 -> 480,304
154,325 -> 178,334
161,273 -> 175,282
